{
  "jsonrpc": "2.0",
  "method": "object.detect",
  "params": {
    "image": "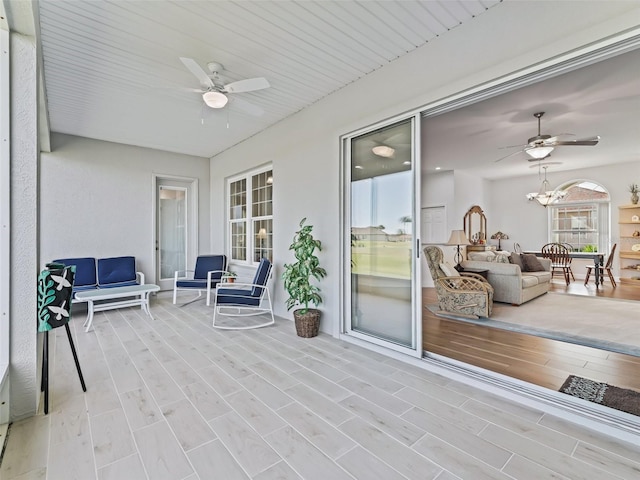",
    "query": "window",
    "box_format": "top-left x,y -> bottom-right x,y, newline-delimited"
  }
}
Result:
549,180 -> 610,252
227,167 -> 273,264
